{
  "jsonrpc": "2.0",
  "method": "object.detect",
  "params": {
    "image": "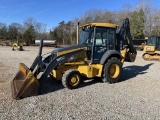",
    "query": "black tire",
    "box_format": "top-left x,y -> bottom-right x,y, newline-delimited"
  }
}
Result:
62,69 -> 81,89
102,57 -> 122,83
